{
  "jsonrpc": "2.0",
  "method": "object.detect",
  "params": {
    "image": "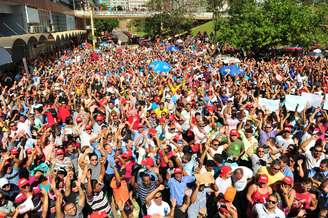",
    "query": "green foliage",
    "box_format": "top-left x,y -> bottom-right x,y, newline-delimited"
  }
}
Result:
140,0 -> 195,37
215,0 -> 328,50
94,19 -> 119,36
